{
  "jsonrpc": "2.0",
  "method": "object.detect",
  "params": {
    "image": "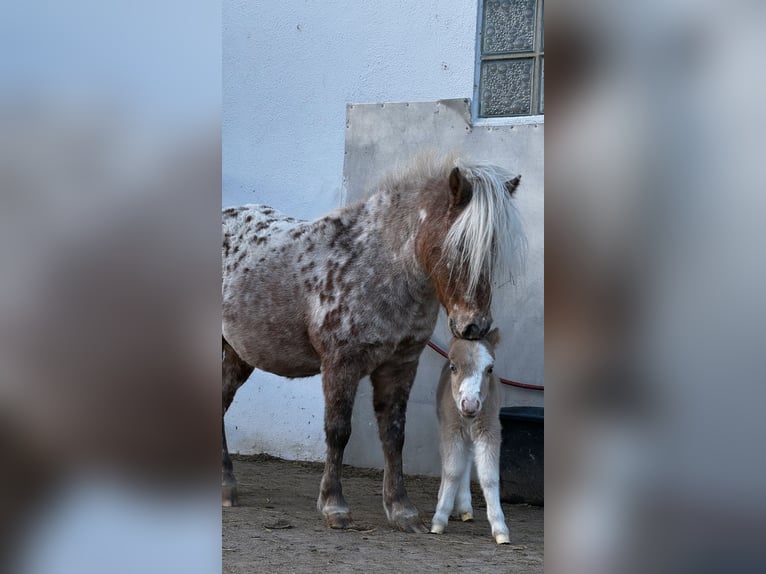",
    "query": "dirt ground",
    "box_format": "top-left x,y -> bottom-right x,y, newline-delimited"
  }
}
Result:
223,455 -> 543,574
